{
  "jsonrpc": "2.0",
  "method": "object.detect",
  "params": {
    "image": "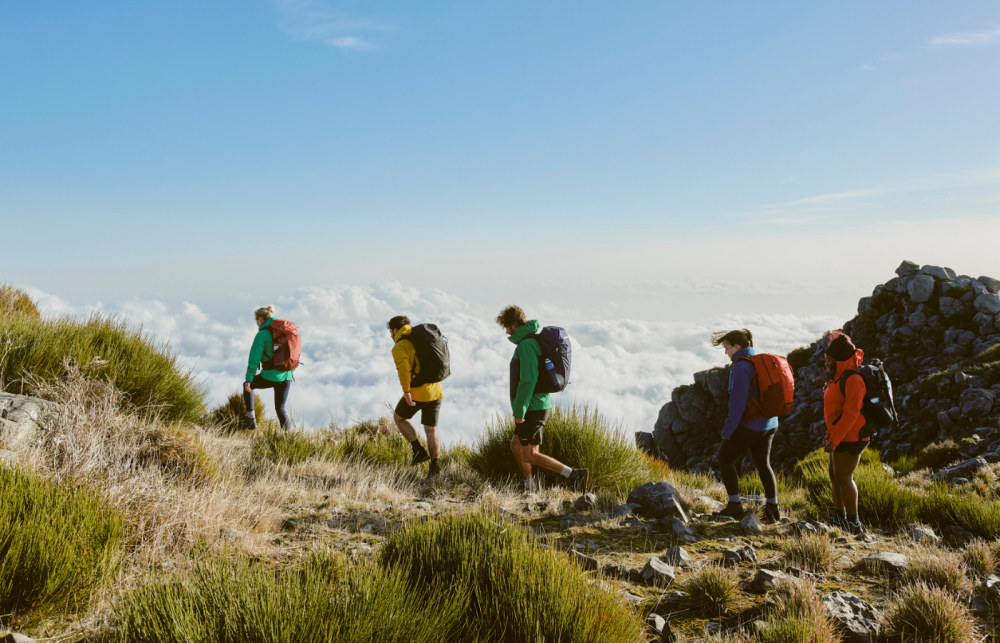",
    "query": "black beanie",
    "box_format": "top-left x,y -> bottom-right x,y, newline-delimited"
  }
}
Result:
825,333 -> 857,362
